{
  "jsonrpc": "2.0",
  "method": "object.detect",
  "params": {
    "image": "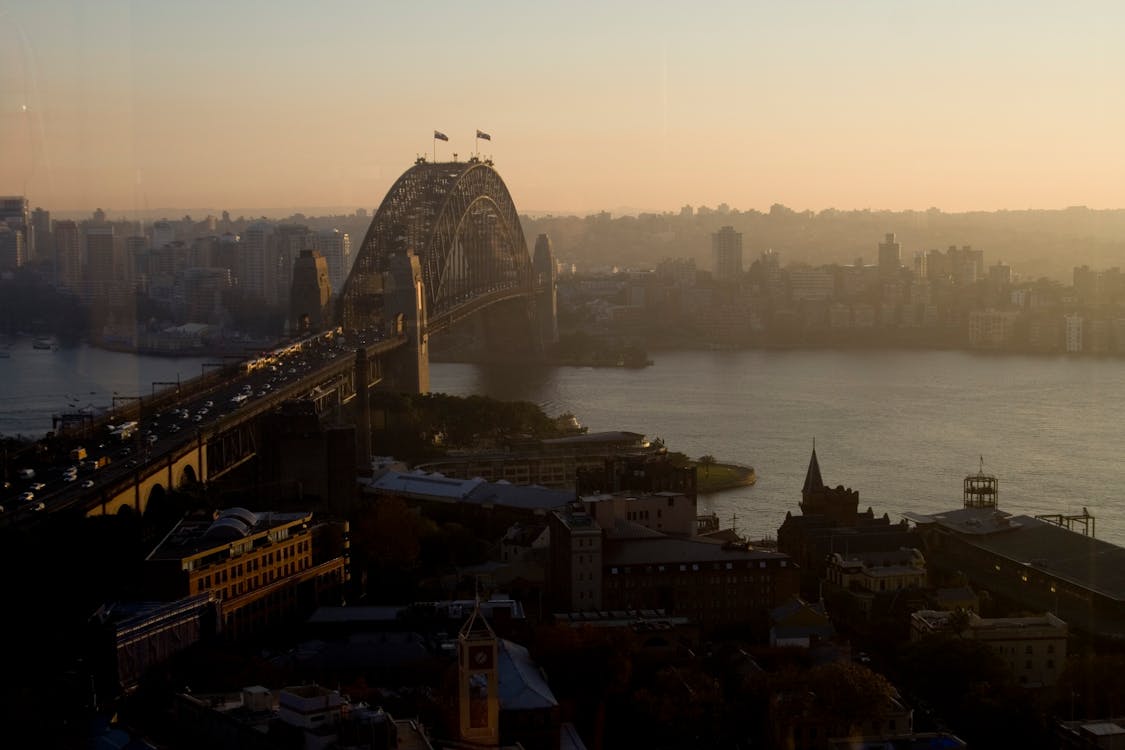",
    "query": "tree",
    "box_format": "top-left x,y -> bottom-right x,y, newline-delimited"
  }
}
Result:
698,455 -> 716,477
